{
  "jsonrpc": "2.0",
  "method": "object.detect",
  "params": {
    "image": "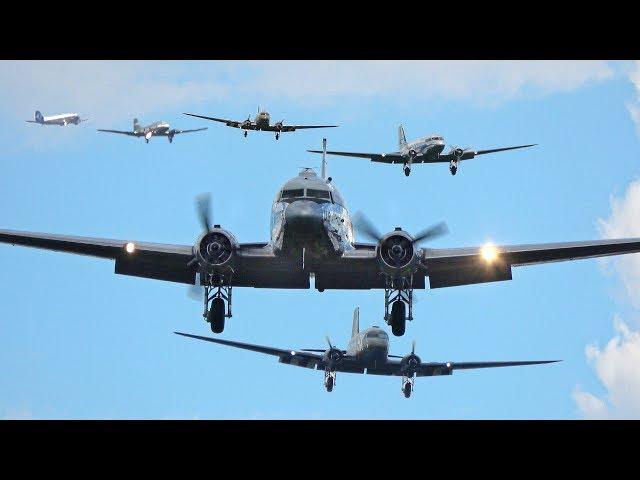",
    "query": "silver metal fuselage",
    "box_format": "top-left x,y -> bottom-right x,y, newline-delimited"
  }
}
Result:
270,169 -> 354,257
346,326 -> 389,366
402,135 -> 446,160
140,121 -> 170,136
